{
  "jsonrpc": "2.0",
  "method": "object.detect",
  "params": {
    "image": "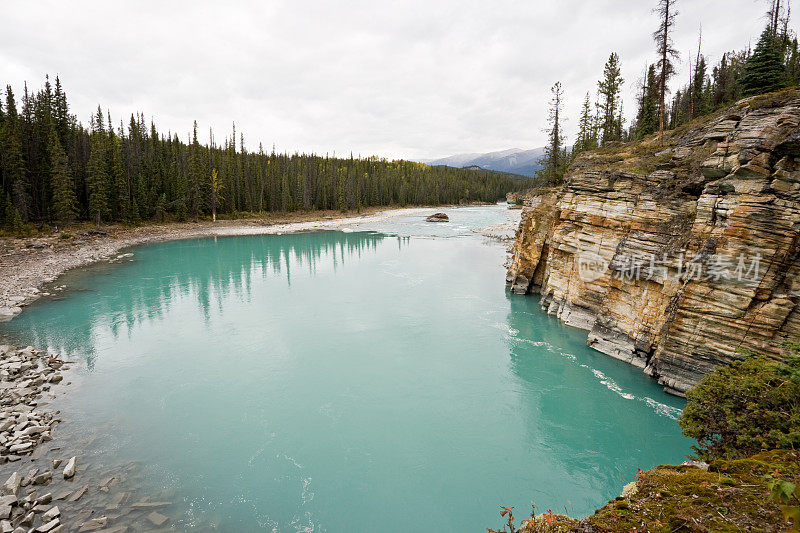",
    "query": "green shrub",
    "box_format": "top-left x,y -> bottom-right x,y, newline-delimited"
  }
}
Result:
679,354 -> 800,461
